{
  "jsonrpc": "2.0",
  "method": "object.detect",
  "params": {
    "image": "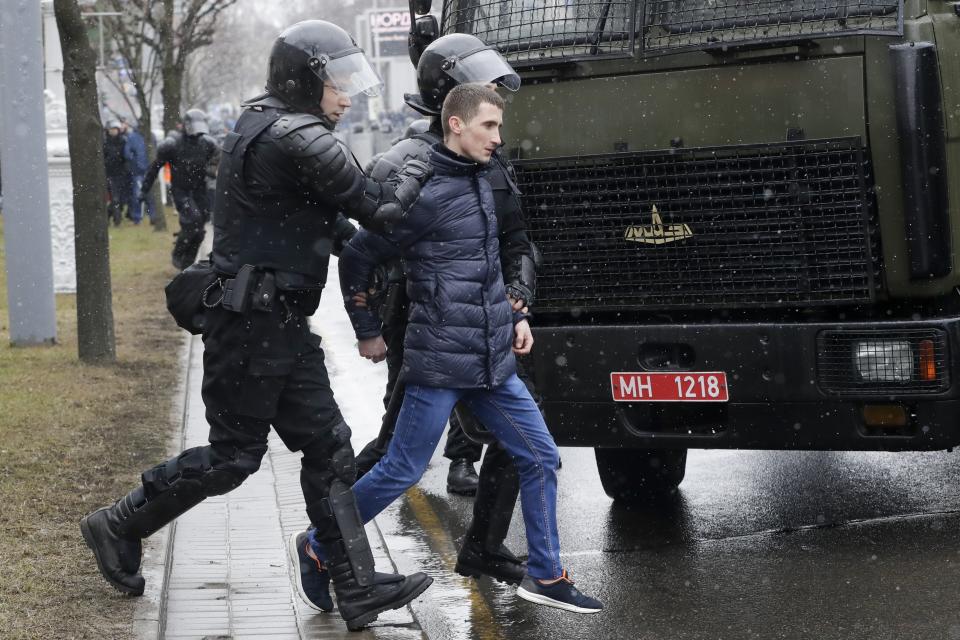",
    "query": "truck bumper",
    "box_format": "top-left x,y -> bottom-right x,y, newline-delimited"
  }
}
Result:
528,319 -> 960,451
